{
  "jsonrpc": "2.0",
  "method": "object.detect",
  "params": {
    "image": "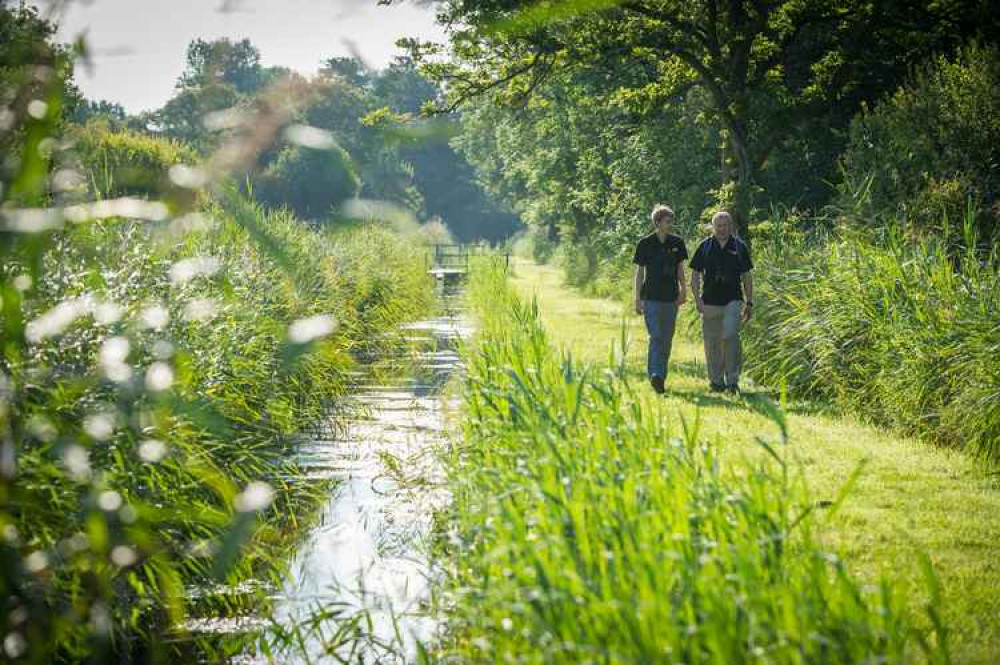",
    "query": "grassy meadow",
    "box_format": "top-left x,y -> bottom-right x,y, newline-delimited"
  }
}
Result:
432,259 -> 1000,664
